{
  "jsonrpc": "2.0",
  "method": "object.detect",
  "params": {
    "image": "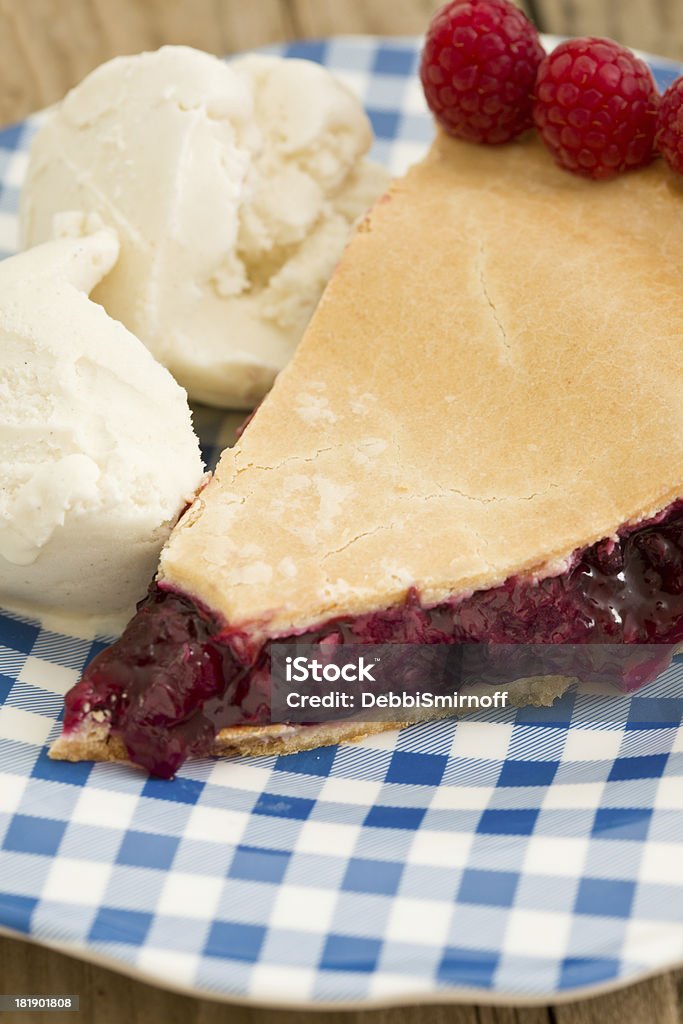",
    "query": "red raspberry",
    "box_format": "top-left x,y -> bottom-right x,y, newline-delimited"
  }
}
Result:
533,37 -> 659,179
420,0 -> 544,145
656,78 -> 683,175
